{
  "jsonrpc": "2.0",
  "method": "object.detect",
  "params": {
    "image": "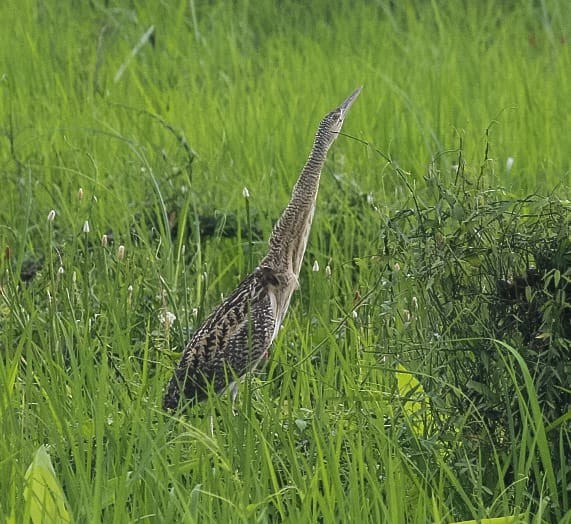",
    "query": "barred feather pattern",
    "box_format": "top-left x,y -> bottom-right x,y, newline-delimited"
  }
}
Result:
163,87 -> 361,410
163,266 -> 283,409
